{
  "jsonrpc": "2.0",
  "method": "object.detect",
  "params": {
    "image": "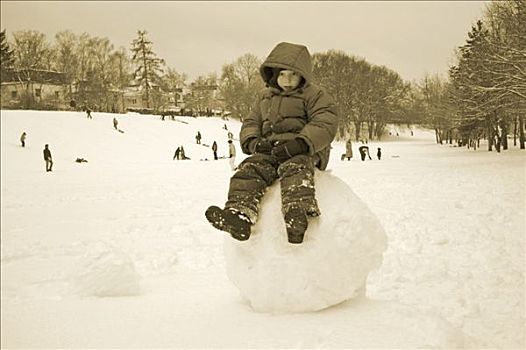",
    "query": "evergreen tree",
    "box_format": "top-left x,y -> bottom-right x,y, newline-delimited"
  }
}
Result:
130,30 -> 164,109
0,29 -> 15,78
